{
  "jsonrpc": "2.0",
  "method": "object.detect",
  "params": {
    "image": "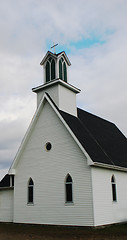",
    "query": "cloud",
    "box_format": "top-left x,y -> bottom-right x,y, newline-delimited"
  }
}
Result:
0,0 -> 127,179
